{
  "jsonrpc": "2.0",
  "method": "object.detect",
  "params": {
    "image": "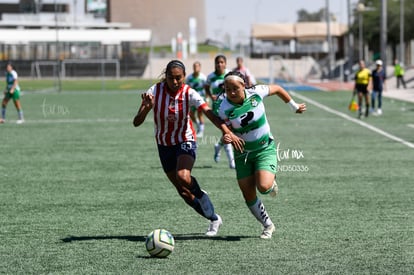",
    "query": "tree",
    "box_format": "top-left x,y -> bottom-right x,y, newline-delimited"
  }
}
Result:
297,8 -> 336,22
354,0 -> 414,62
